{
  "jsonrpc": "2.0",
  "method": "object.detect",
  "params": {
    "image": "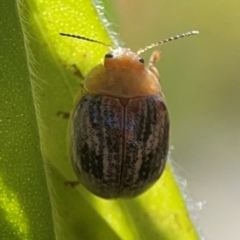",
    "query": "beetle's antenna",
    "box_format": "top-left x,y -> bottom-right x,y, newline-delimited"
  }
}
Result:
137,30 -> 199,55
59,33 -> 113,51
